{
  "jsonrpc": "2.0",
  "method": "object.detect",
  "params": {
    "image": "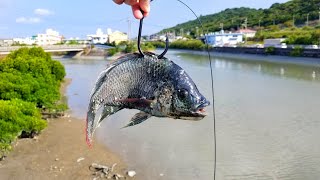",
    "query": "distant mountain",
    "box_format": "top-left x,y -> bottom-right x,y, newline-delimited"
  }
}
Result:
159,0 -> 320,36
